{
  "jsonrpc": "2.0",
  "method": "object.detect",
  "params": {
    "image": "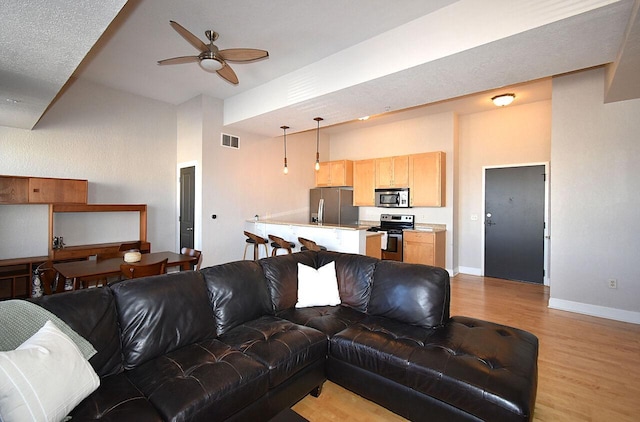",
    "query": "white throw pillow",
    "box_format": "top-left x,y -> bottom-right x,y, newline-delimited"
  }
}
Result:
0,320 -> 100,422
296,261 -> 341,308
